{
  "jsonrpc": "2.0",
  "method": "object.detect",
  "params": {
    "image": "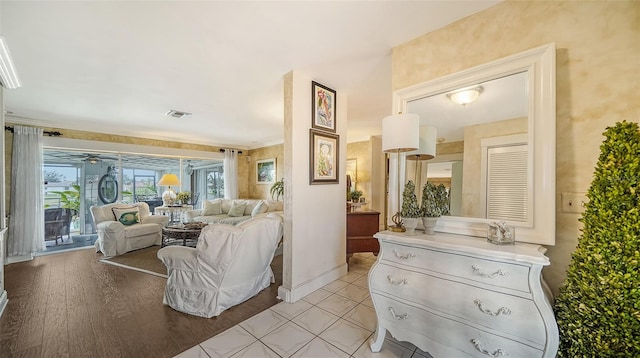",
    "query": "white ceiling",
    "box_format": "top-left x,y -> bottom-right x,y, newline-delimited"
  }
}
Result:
1,1 -> 500,149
